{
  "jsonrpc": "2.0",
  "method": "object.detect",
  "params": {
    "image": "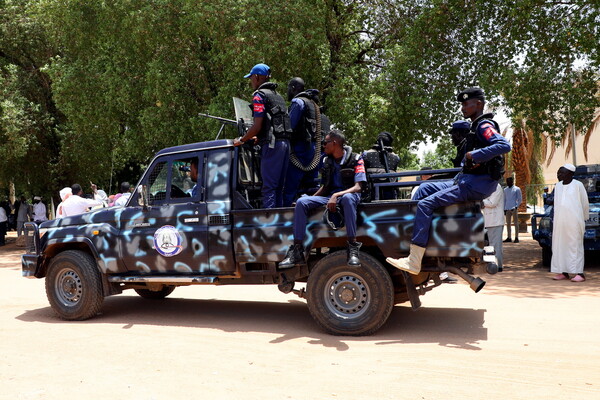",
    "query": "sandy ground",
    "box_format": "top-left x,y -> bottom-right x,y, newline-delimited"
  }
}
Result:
1,230 -> 599,400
